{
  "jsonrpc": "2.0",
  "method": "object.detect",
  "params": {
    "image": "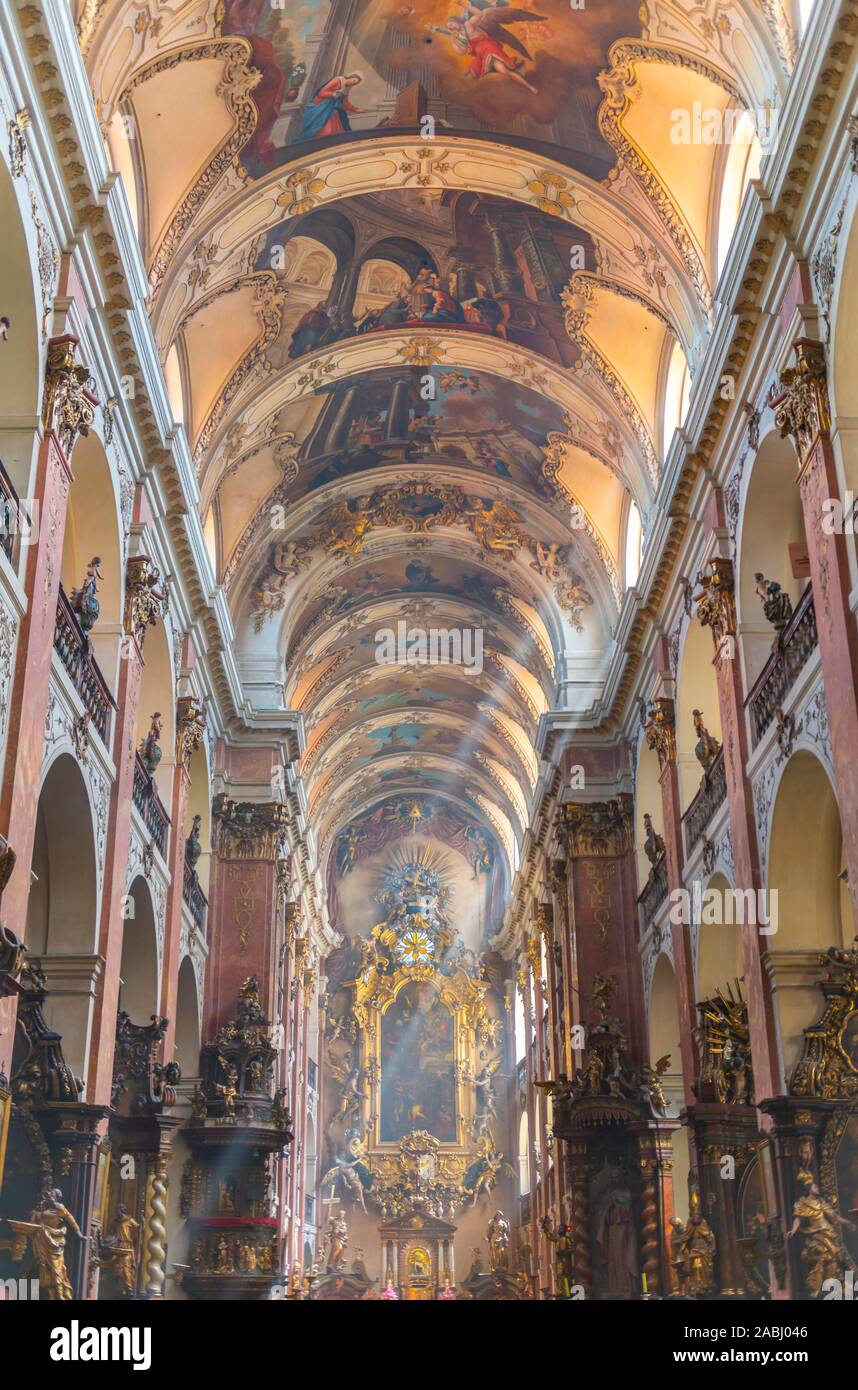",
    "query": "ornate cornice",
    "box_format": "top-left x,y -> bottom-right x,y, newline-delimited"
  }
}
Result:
559,795 -> 634,858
